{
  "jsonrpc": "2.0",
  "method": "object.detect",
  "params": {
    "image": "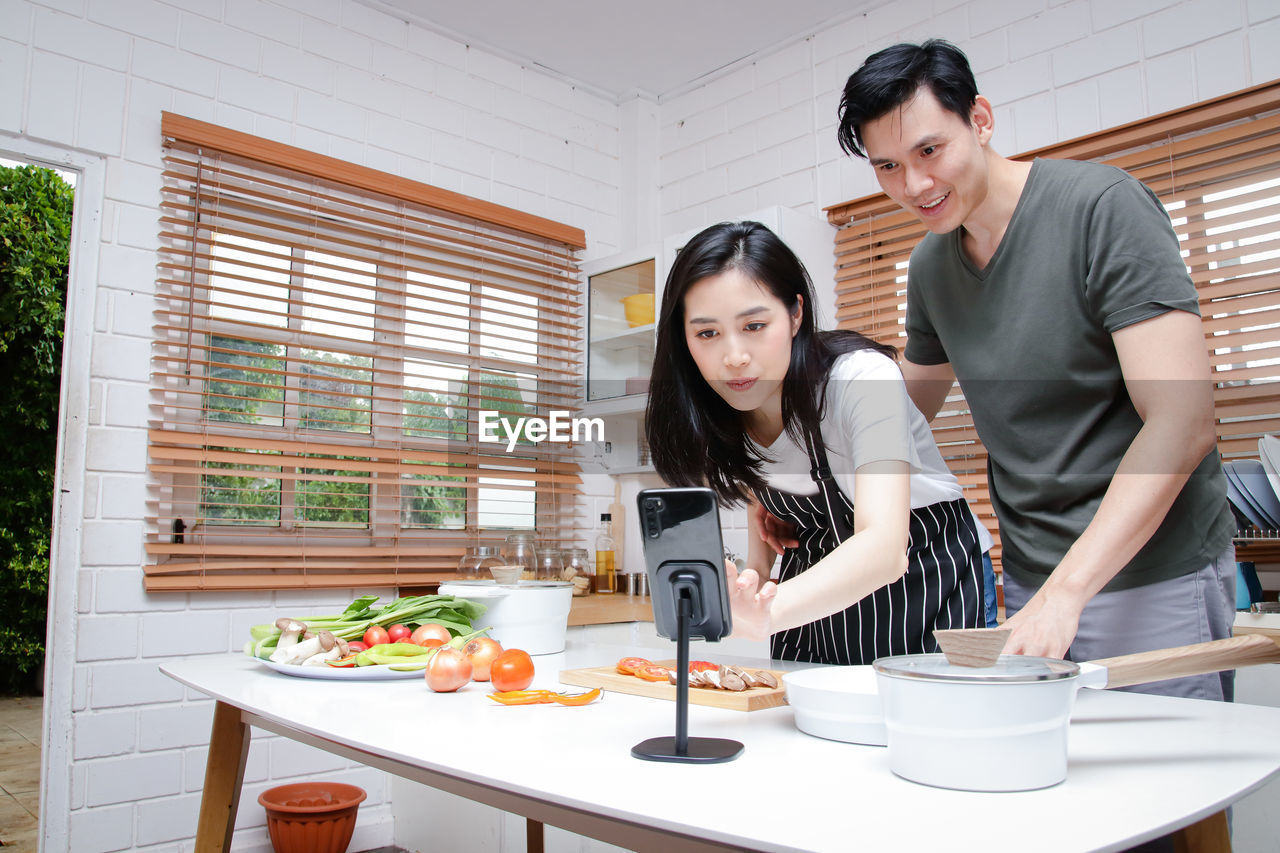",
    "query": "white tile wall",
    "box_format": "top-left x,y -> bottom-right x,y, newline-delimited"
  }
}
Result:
6,1 -> 621,850
10,0 -> 1280,849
